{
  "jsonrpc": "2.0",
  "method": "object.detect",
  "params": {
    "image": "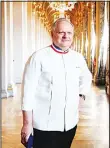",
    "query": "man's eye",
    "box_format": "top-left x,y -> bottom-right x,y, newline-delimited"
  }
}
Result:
68,32 -> 72,34
57,32 -> 72,35
58,32 -> 64,34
